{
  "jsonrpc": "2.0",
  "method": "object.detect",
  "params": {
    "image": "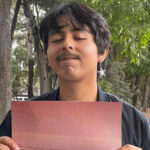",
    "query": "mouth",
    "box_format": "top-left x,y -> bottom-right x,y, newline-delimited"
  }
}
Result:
56,55 -> 80,62
59,57 -> 78,61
